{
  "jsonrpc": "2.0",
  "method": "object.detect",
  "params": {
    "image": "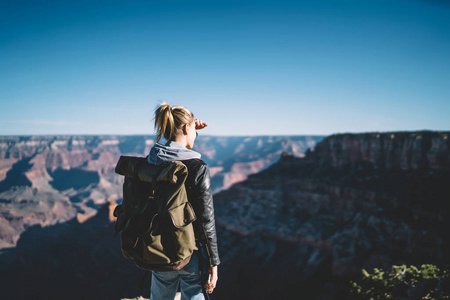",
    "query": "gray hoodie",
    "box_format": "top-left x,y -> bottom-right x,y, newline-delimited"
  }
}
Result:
147,141 -> 201,165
